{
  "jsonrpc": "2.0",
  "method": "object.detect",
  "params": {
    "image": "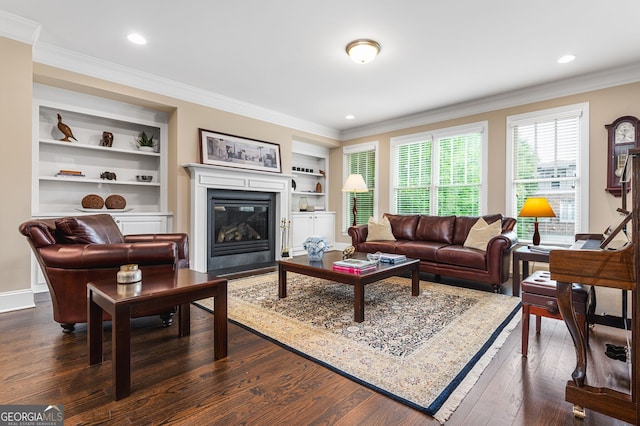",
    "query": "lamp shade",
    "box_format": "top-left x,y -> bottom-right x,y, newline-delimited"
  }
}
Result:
518,197 -> 556,218
346,39 -> 381,64
342,174 -> 368,192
